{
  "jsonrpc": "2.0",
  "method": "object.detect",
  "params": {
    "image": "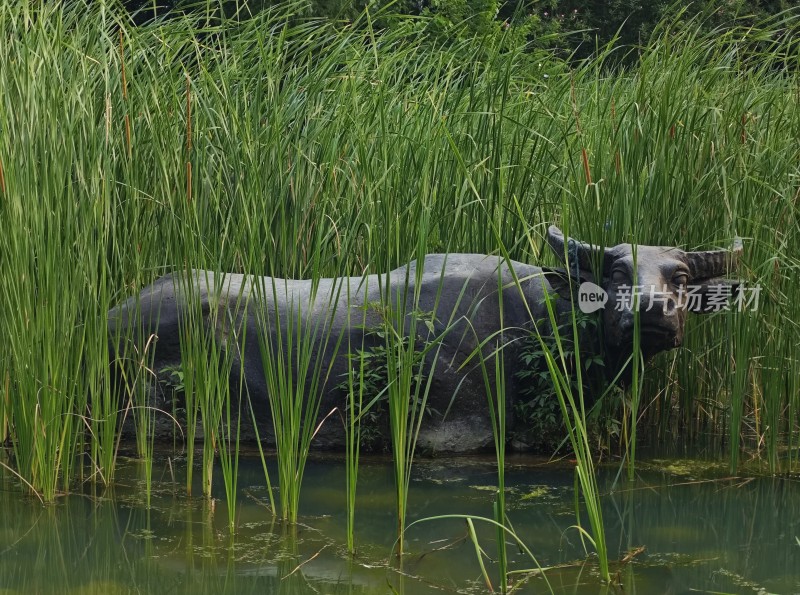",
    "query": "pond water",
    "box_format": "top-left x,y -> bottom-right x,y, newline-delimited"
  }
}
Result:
1,453 -> 798,594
